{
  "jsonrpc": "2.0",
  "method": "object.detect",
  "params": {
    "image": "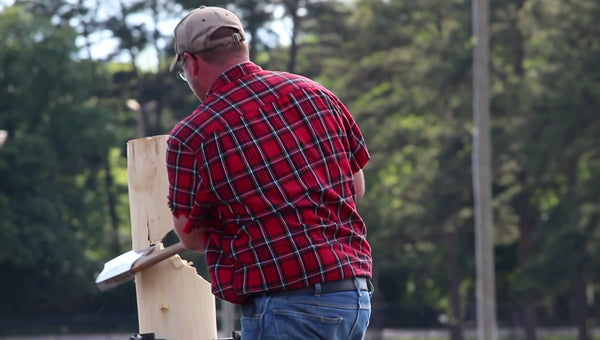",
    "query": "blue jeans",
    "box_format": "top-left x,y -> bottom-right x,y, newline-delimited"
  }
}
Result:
241,278 -> 372,339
